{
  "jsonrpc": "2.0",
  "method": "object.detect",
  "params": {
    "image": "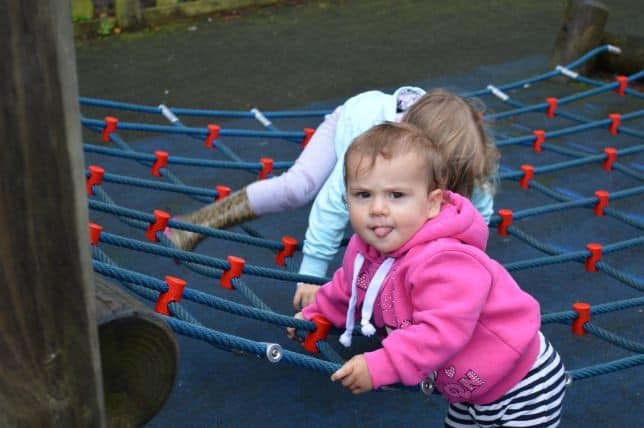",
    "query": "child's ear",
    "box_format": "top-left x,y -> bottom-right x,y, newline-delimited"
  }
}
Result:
426,189 -> 443,219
